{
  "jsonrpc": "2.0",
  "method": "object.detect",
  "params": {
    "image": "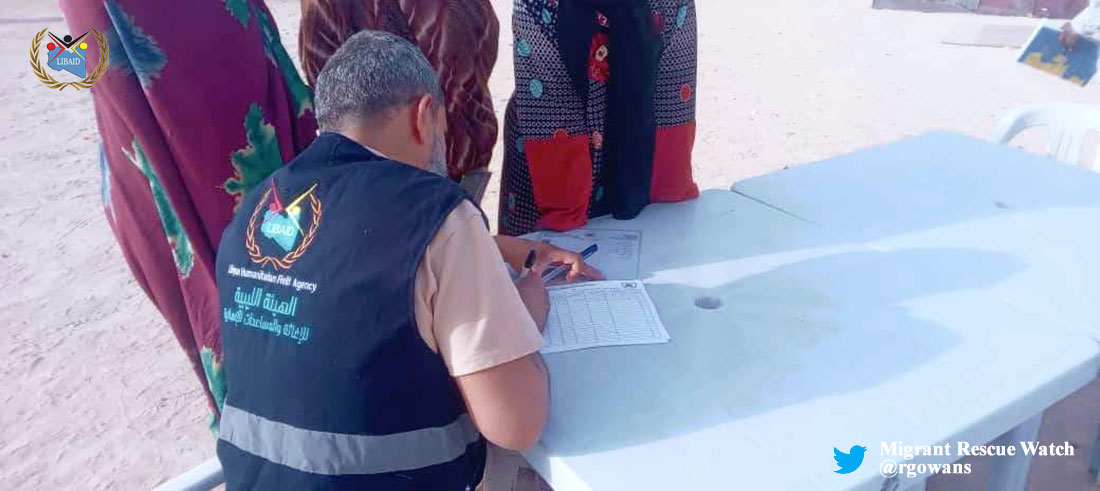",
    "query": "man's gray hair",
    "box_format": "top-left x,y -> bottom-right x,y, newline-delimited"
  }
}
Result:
314,30 -> 444,130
